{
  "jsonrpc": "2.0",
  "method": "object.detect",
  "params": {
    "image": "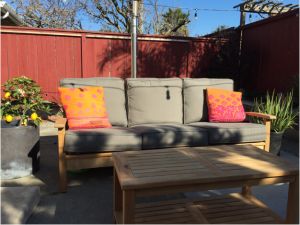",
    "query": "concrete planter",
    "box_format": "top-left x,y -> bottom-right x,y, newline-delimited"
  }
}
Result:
1,121 -> 40,179
270,131 -> 284,156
